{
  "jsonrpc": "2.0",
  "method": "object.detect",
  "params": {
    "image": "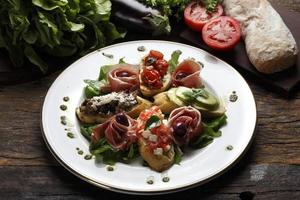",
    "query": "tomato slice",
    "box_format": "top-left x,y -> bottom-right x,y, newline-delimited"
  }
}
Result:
202,16 -> 241,51
184,2 -> 223,32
